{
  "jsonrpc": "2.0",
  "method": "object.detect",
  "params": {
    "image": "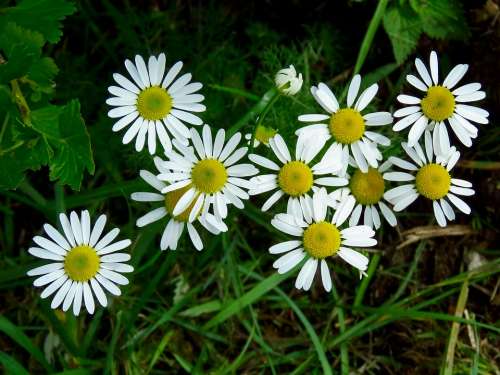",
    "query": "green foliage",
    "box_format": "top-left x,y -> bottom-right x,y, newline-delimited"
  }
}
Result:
0,0 -> 93,191
1,0 -> 76,43
383,0 -> 470,64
